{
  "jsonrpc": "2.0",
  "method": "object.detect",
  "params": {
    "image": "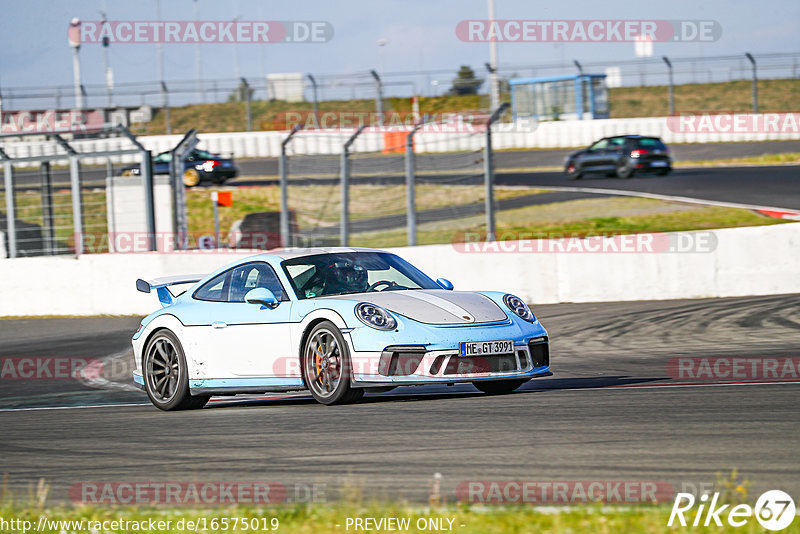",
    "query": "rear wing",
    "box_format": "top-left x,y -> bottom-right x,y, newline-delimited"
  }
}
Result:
136,274 -> 206,307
